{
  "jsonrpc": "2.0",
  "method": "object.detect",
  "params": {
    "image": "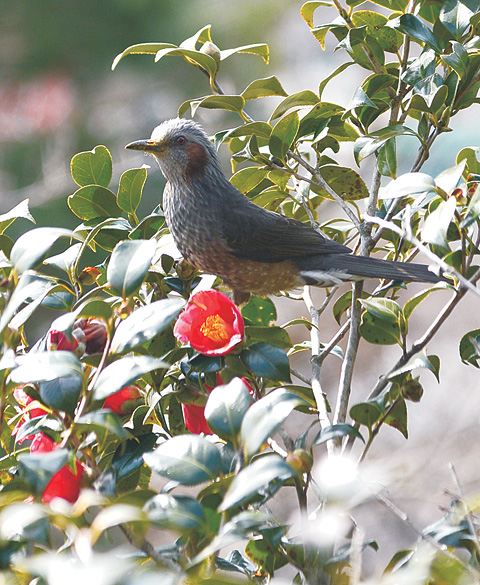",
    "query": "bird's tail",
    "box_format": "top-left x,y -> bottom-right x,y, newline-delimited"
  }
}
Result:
296,254 -> 449,287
